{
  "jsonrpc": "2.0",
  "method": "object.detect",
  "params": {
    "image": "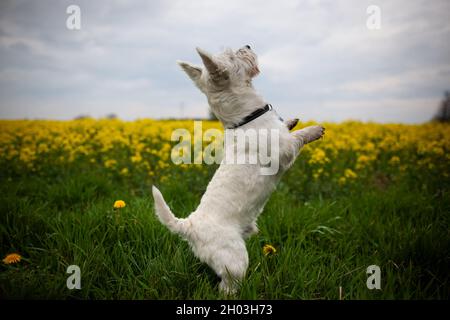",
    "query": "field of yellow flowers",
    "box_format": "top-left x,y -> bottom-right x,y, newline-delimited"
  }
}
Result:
0,119 -> 449,299
0,119 -> 448,185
